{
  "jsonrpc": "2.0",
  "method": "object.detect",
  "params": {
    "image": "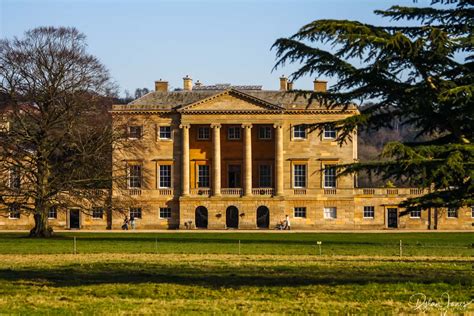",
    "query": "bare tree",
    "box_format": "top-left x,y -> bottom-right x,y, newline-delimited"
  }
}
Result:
0,27 -> 116,237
